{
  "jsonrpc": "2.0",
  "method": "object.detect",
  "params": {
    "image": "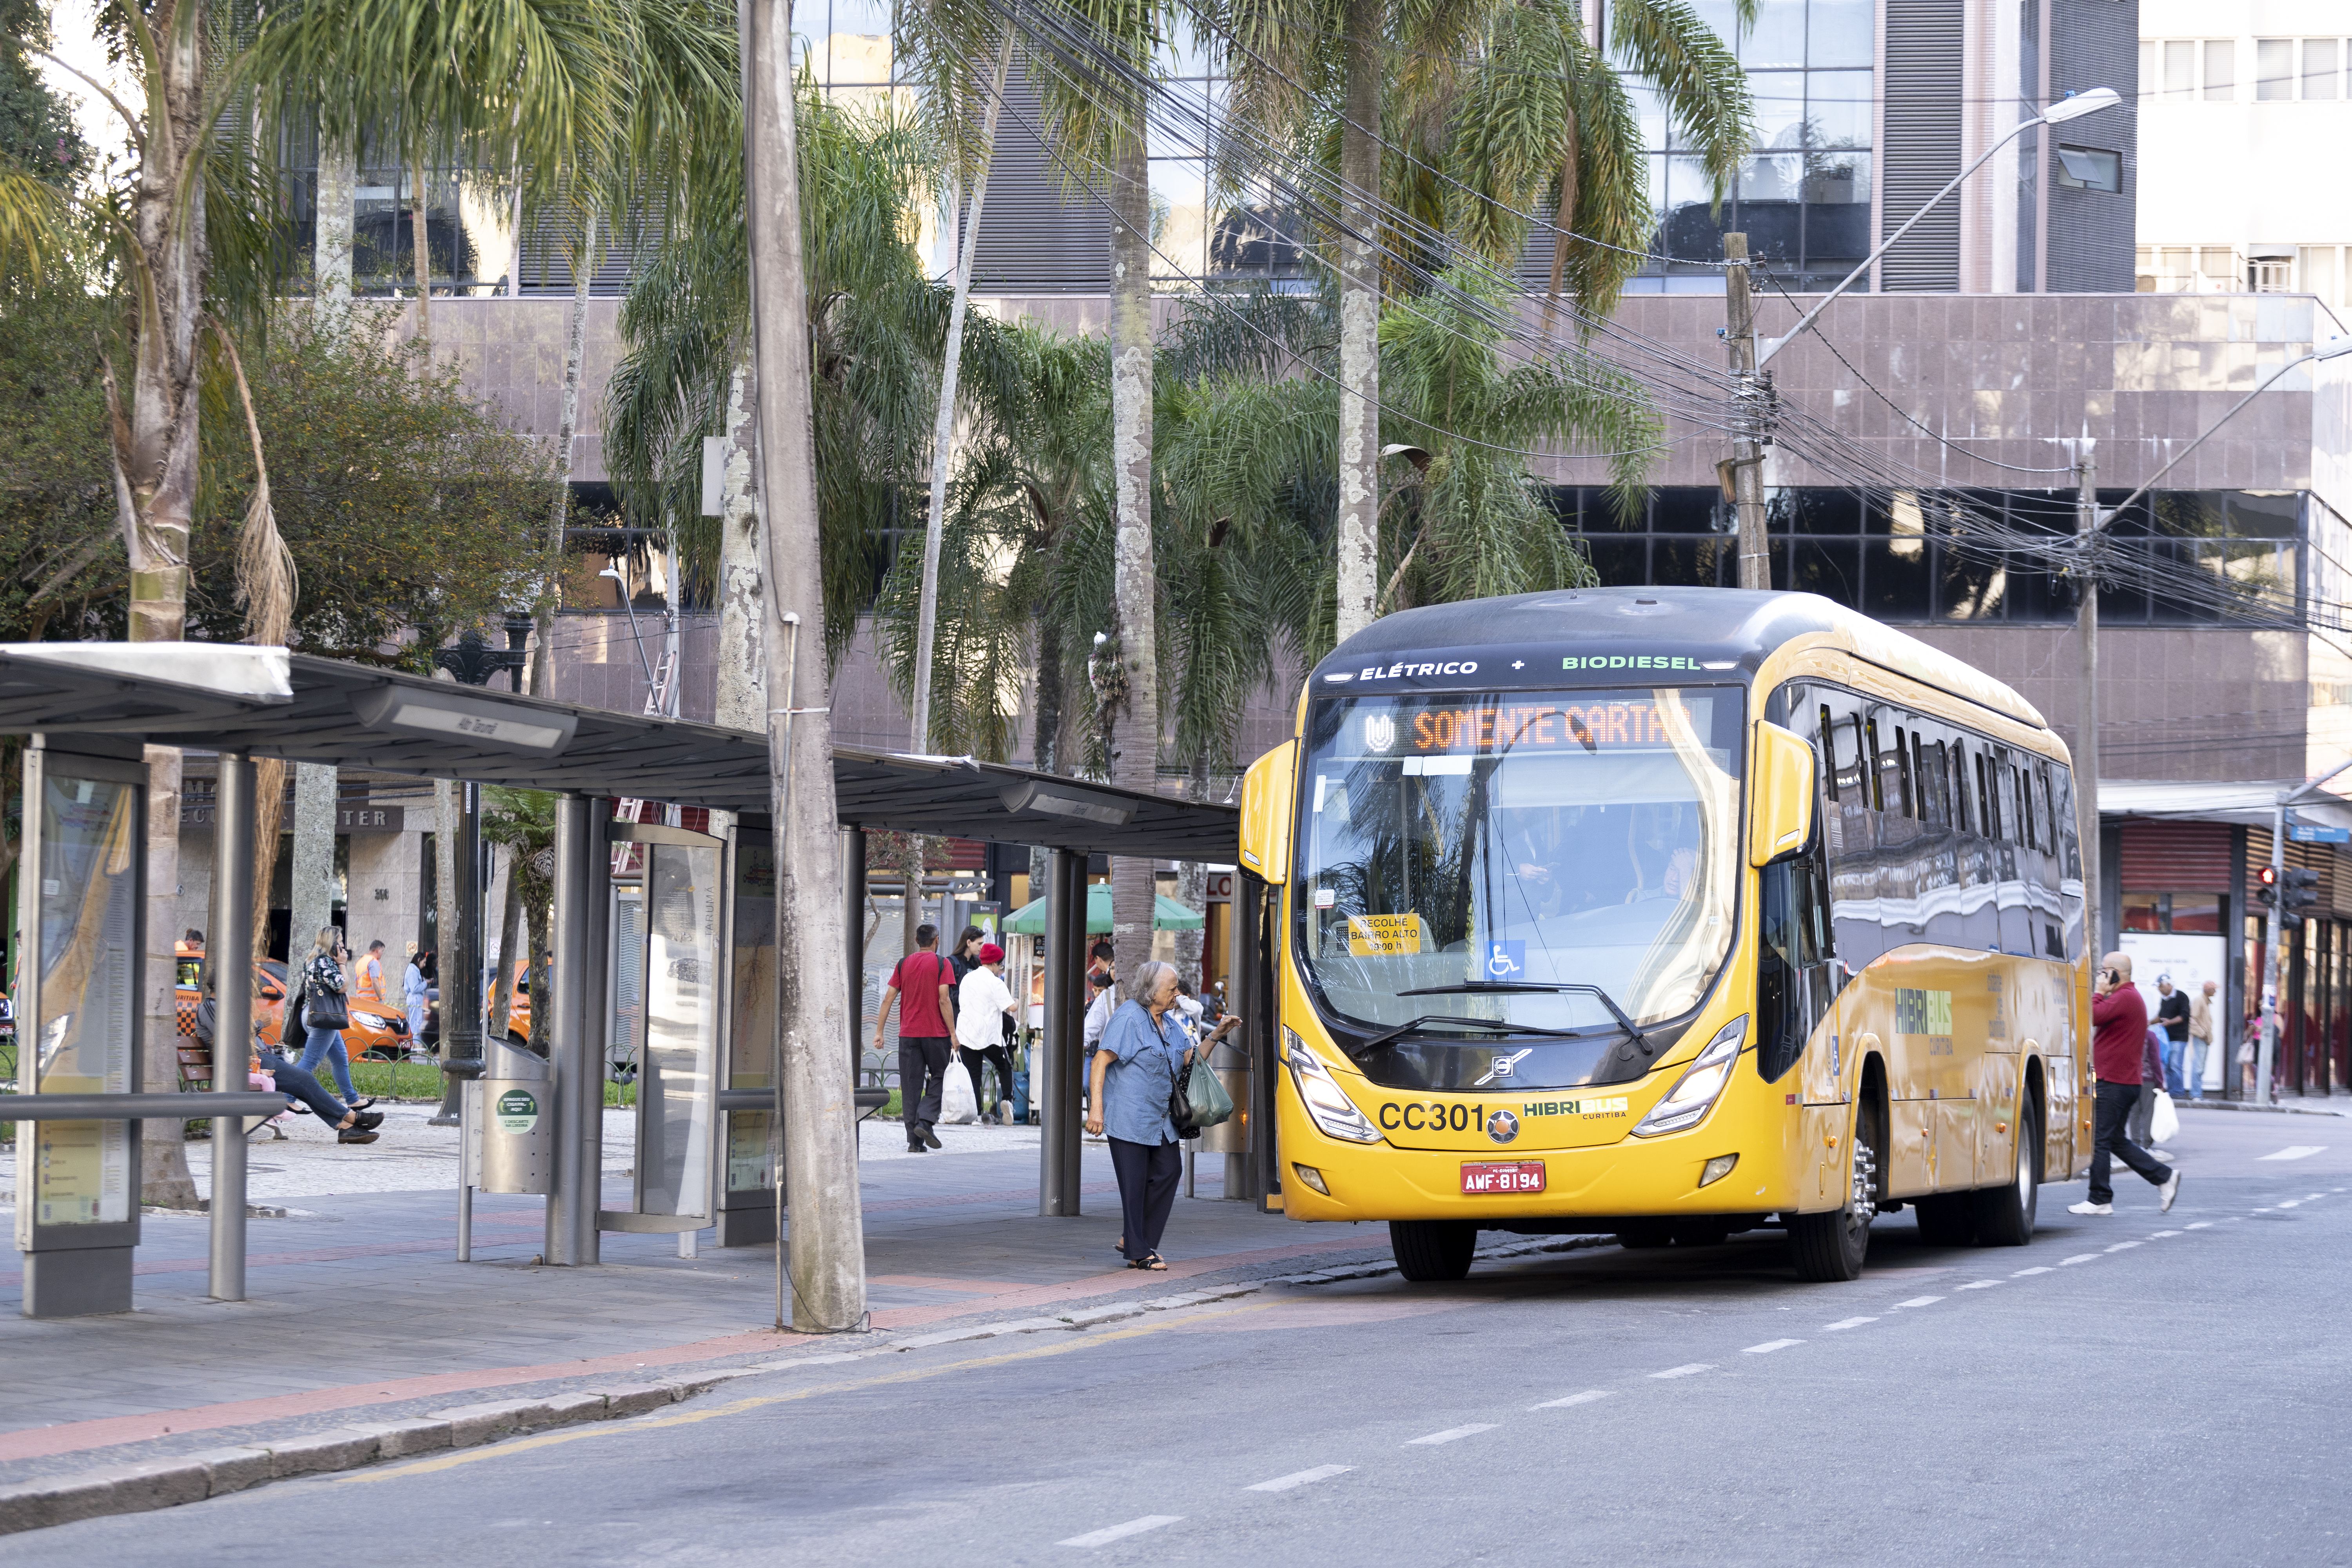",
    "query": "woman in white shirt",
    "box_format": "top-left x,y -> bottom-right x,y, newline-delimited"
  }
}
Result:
955,943 -> 1020,1125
